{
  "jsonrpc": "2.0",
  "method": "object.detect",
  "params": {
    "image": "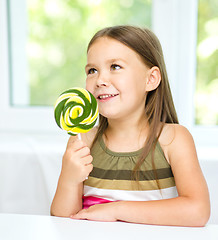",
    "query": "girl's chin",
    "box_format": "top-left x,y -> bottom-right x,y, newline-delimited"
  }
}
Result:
100,112 -> 120,120
99,105 -> 127,120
